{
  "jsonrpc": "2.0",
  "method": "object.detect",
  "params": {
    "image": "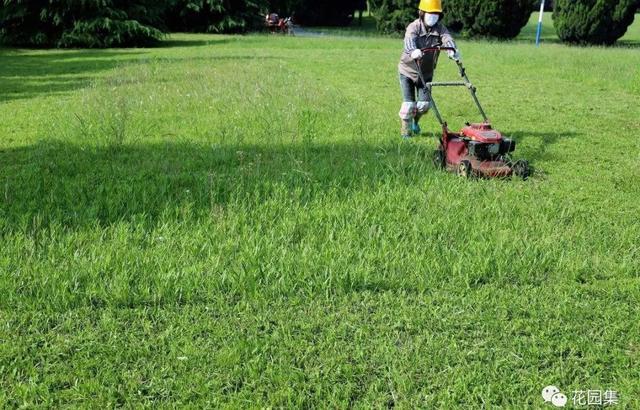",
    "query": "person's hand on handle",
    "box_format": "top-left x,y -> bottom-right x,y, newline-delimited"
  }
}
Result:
447,48 -> 461,62
410,49 -> 424,60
